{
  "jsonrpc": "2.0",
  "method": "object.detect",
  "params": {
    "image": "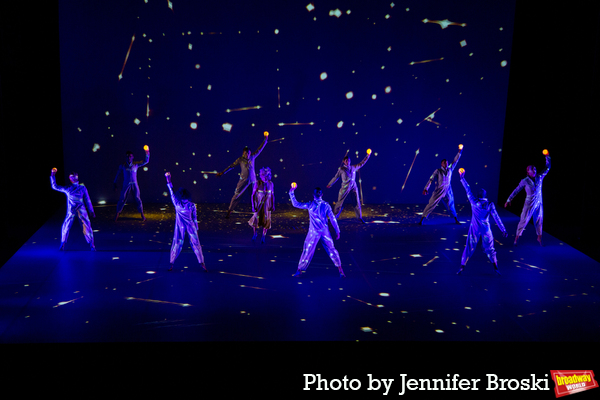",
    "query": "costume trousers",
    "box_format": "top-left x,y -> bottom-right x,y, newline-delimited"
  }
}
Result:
461,225 -> 497,265
517,202 -> 543,237
422,189 -> 457,218
62,207 -> 94,244
333,187 -> 362,219
228,181 -> 253,211
298,229 -> 341,271
170,223 -> 205,264
117,184 -> 144,214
